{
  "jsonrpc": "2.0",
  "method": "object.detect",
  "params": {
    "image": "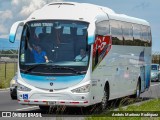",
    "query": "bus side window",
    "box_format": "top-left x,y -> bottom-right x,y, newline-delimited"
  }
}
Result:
144,26 -> 152,47
110,20 -> 123,45
133,24 -> 142,46
96,20 -> 110,36
121,22 -> 133,46
141,25 -> 149,47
